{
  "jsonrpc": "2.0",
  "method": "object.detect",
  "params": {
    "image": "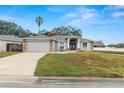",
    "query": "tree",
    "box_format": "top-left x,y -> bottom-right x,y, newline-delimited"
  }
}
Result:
107,43 -> 124,48
38,29 -> 47,35
0,20 -> 32,37
97,41 -> 104,45
43,26 -> 82,36
44,31 -> 55,36
94,40 -> 105,47
35,16 -> 43,34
